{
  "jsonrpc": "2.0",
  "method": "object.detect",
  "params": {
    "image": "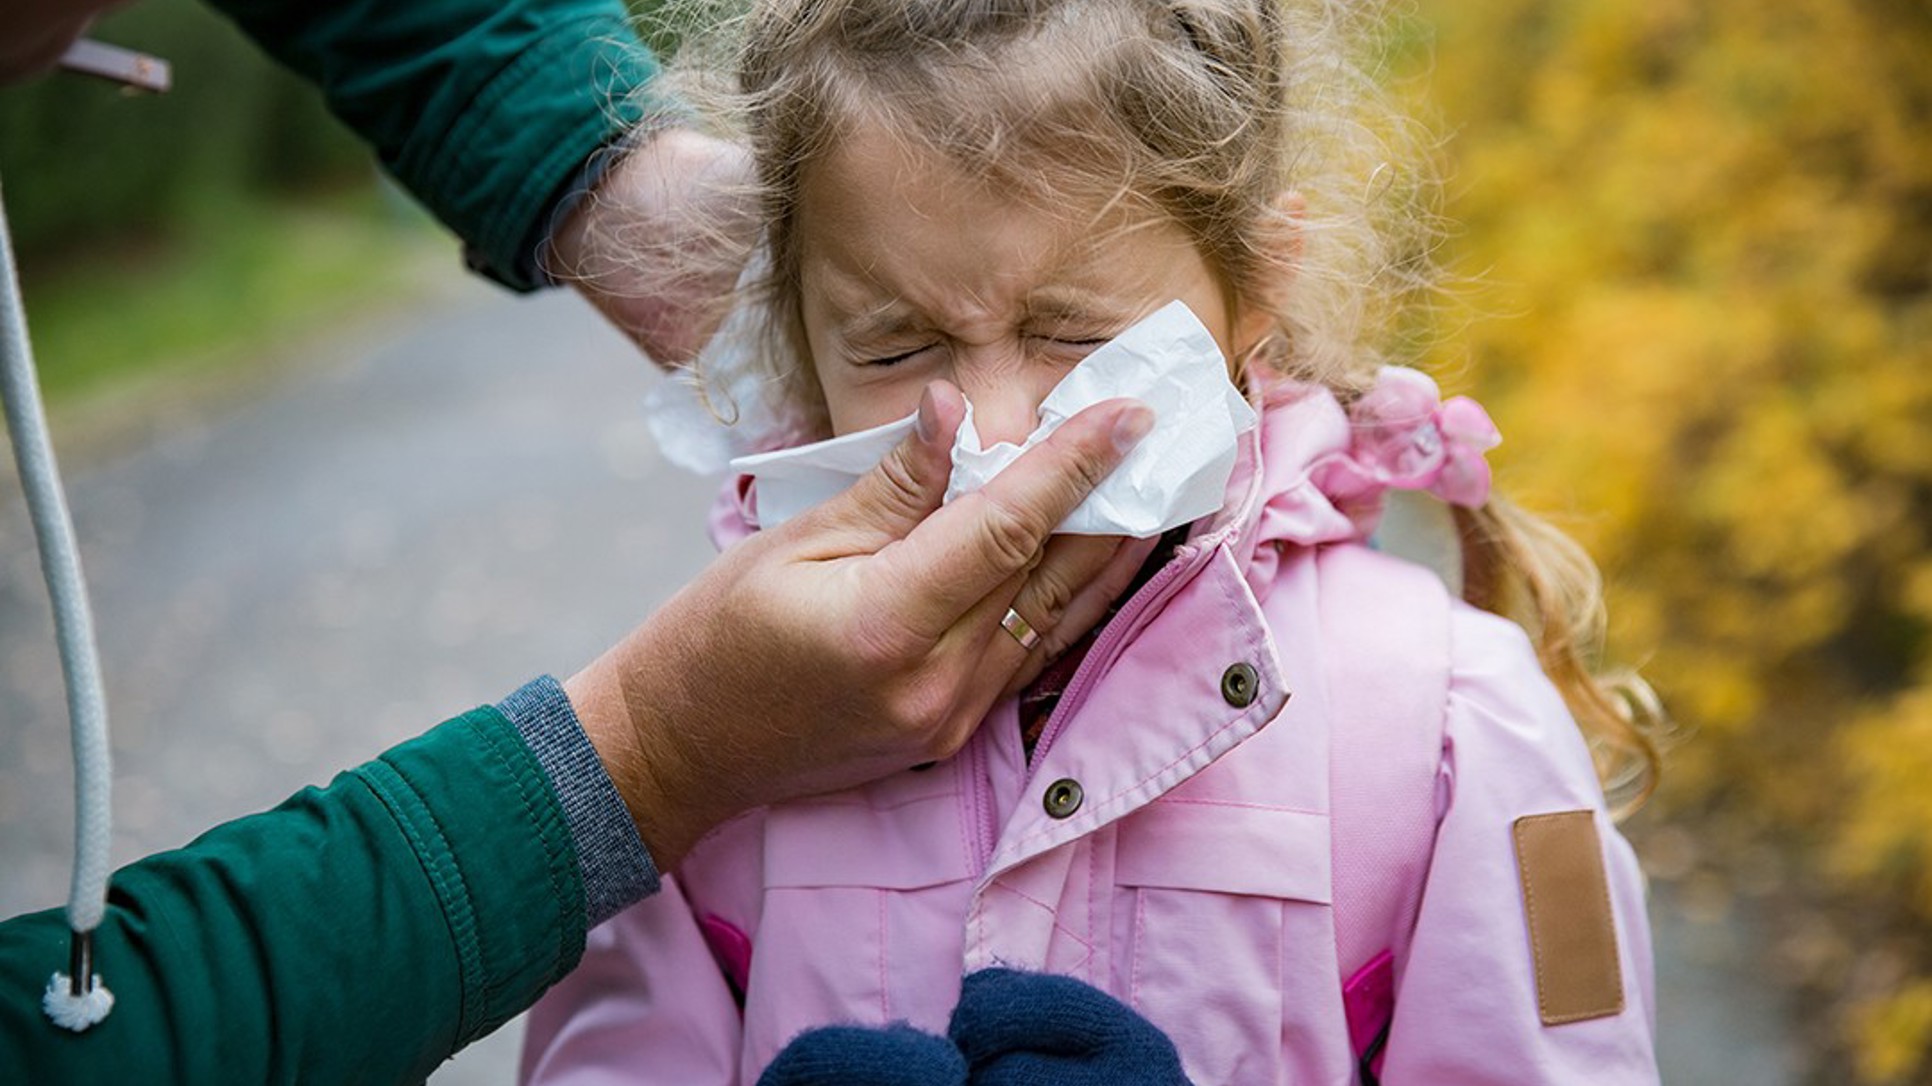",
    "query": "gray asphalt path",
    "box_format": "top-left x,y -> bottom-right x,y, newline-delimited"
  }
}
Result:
0,281 -> 717,1082
0,279 -> 1797,1083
